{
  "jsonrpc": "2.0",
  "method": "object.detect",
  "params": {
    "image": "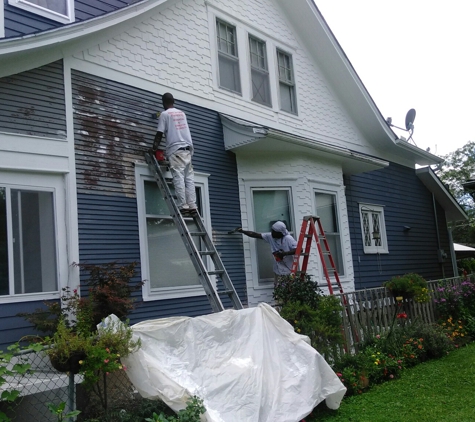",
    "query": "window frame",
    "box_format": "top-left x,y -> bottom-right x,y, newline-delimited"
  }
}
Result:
314,190 -> 345,277
216,18 -> 242,94
276,48 -> 298,114
250,186 -> 295,285
248,35 -> 272,107
135,164 -> 212,301
359,203 -> 389,254
0,172 -> 65,304
8,0 -> 75,24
